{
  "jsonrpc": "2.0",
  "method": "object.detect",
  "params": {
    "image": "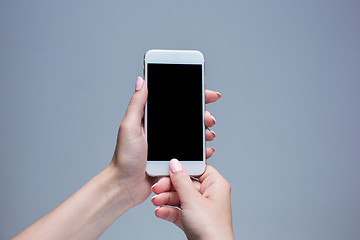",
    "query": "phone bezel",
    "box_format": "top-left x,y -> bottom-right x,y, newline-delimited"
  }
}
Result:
144,49 -> 206,176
